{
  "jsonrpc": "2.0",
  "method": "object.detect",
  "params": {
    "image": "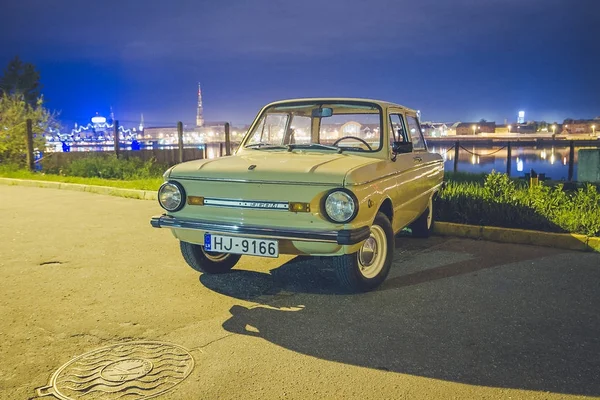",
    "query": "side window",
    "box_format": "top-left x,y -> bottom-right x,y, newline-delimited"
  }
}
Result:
406,115 -> 426,151
389,114 -> 408,146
